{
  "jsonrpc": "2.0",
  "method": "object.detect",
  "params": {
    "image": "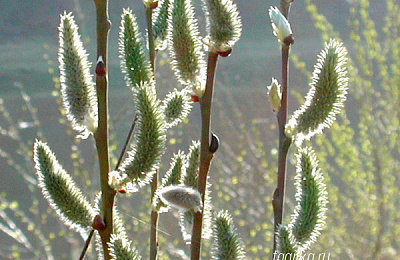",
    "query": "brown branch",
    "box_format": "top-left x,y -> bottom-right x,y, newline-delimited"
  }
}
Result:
190,51 -> 219,260
145,4 -> 160,259
78,229 -> 95,260
93,0 -> 115,259
271,1 -> 294,254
